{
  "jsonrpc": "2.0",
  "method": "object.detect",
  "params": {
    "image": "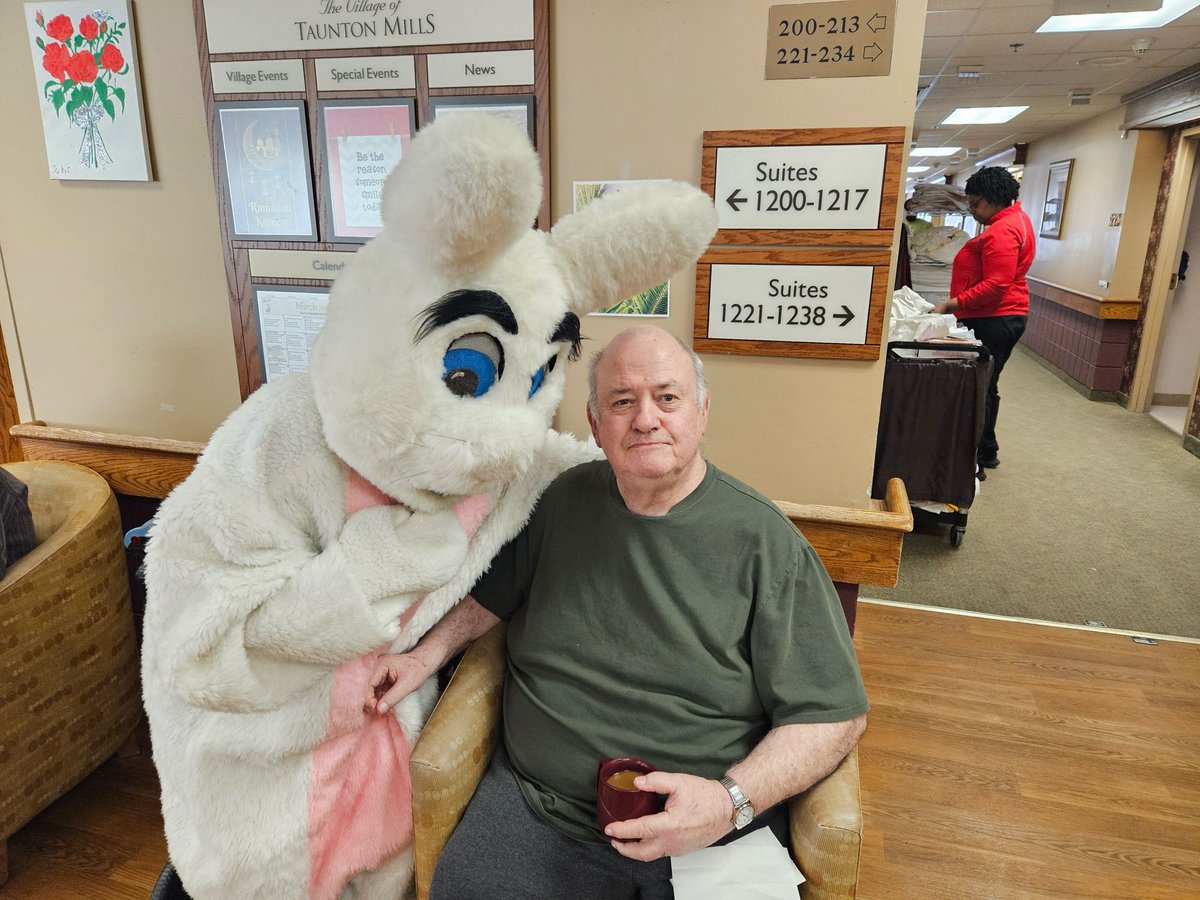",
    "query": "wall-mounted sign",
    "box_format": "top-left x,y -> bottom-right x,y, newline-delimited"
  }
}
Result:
211,60 -> 304,94
714,144 -> 885,231
315,56 -> 415,92
202,0 -> 534,54
427,50 -> 534,88
707,263 -> 871,345
694,247 -> 891,360
765,0 -> 896,80
249,249 -> 357,280
702,127 -> 905,247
